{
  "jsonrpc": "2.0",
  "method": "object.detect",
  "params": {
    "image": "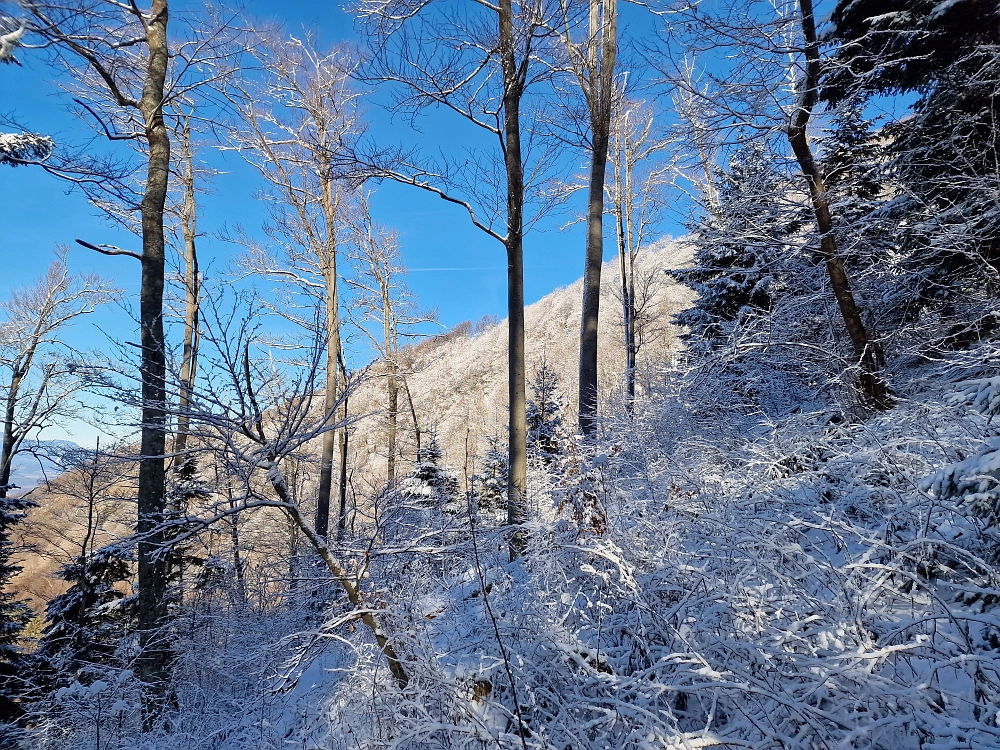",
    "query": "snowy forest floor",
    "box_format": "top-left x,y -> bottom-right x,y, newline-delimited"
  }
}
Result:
26,346 -> 1000,750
